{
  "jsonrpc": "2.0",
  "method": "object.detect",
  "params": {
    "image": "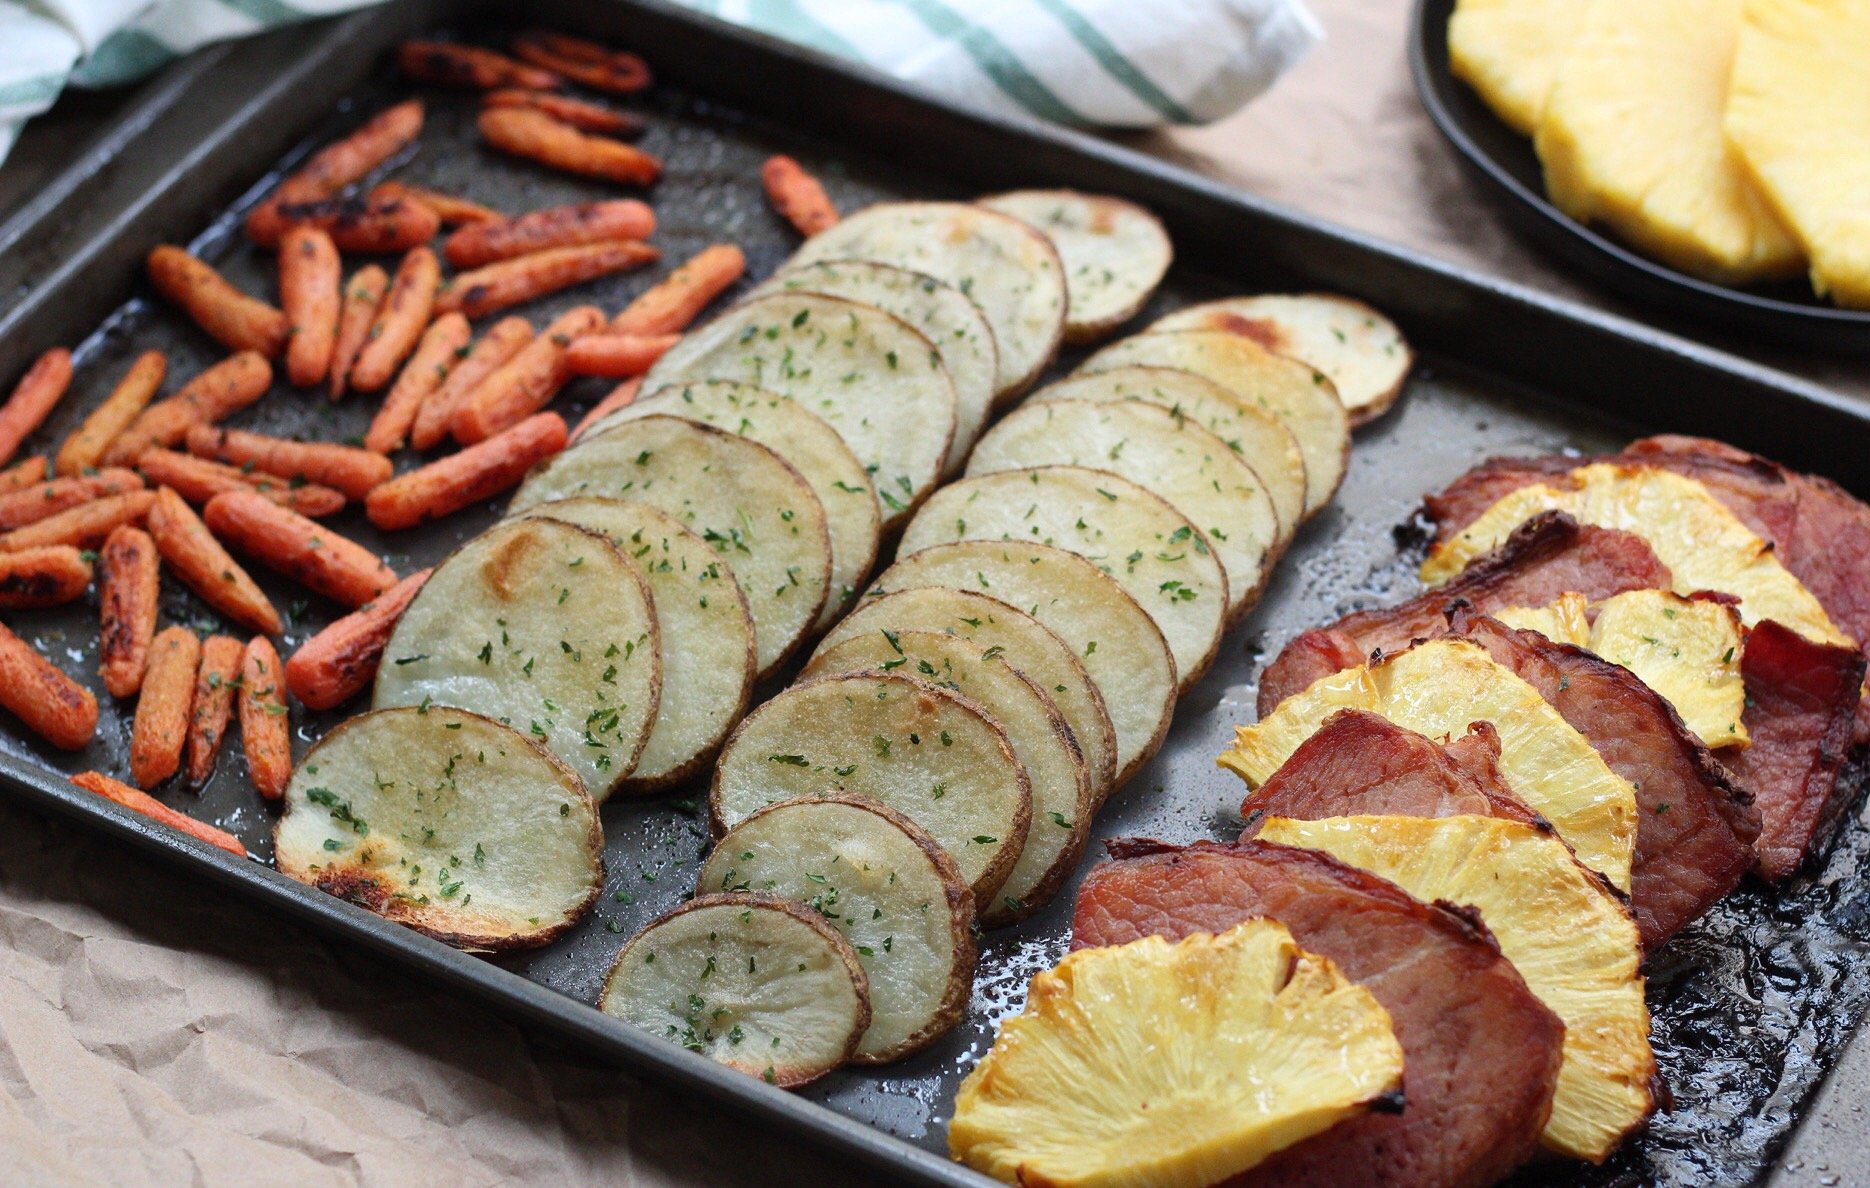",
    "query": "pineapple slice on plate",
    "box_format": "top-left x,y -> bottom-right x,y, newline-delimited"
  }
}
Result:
950,918 -> 1403,1188
1255,814 -> 1654,1163
1534,0 -> 1804,284
1726,0 -> 1870,308
1448,0 -> 1588,135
